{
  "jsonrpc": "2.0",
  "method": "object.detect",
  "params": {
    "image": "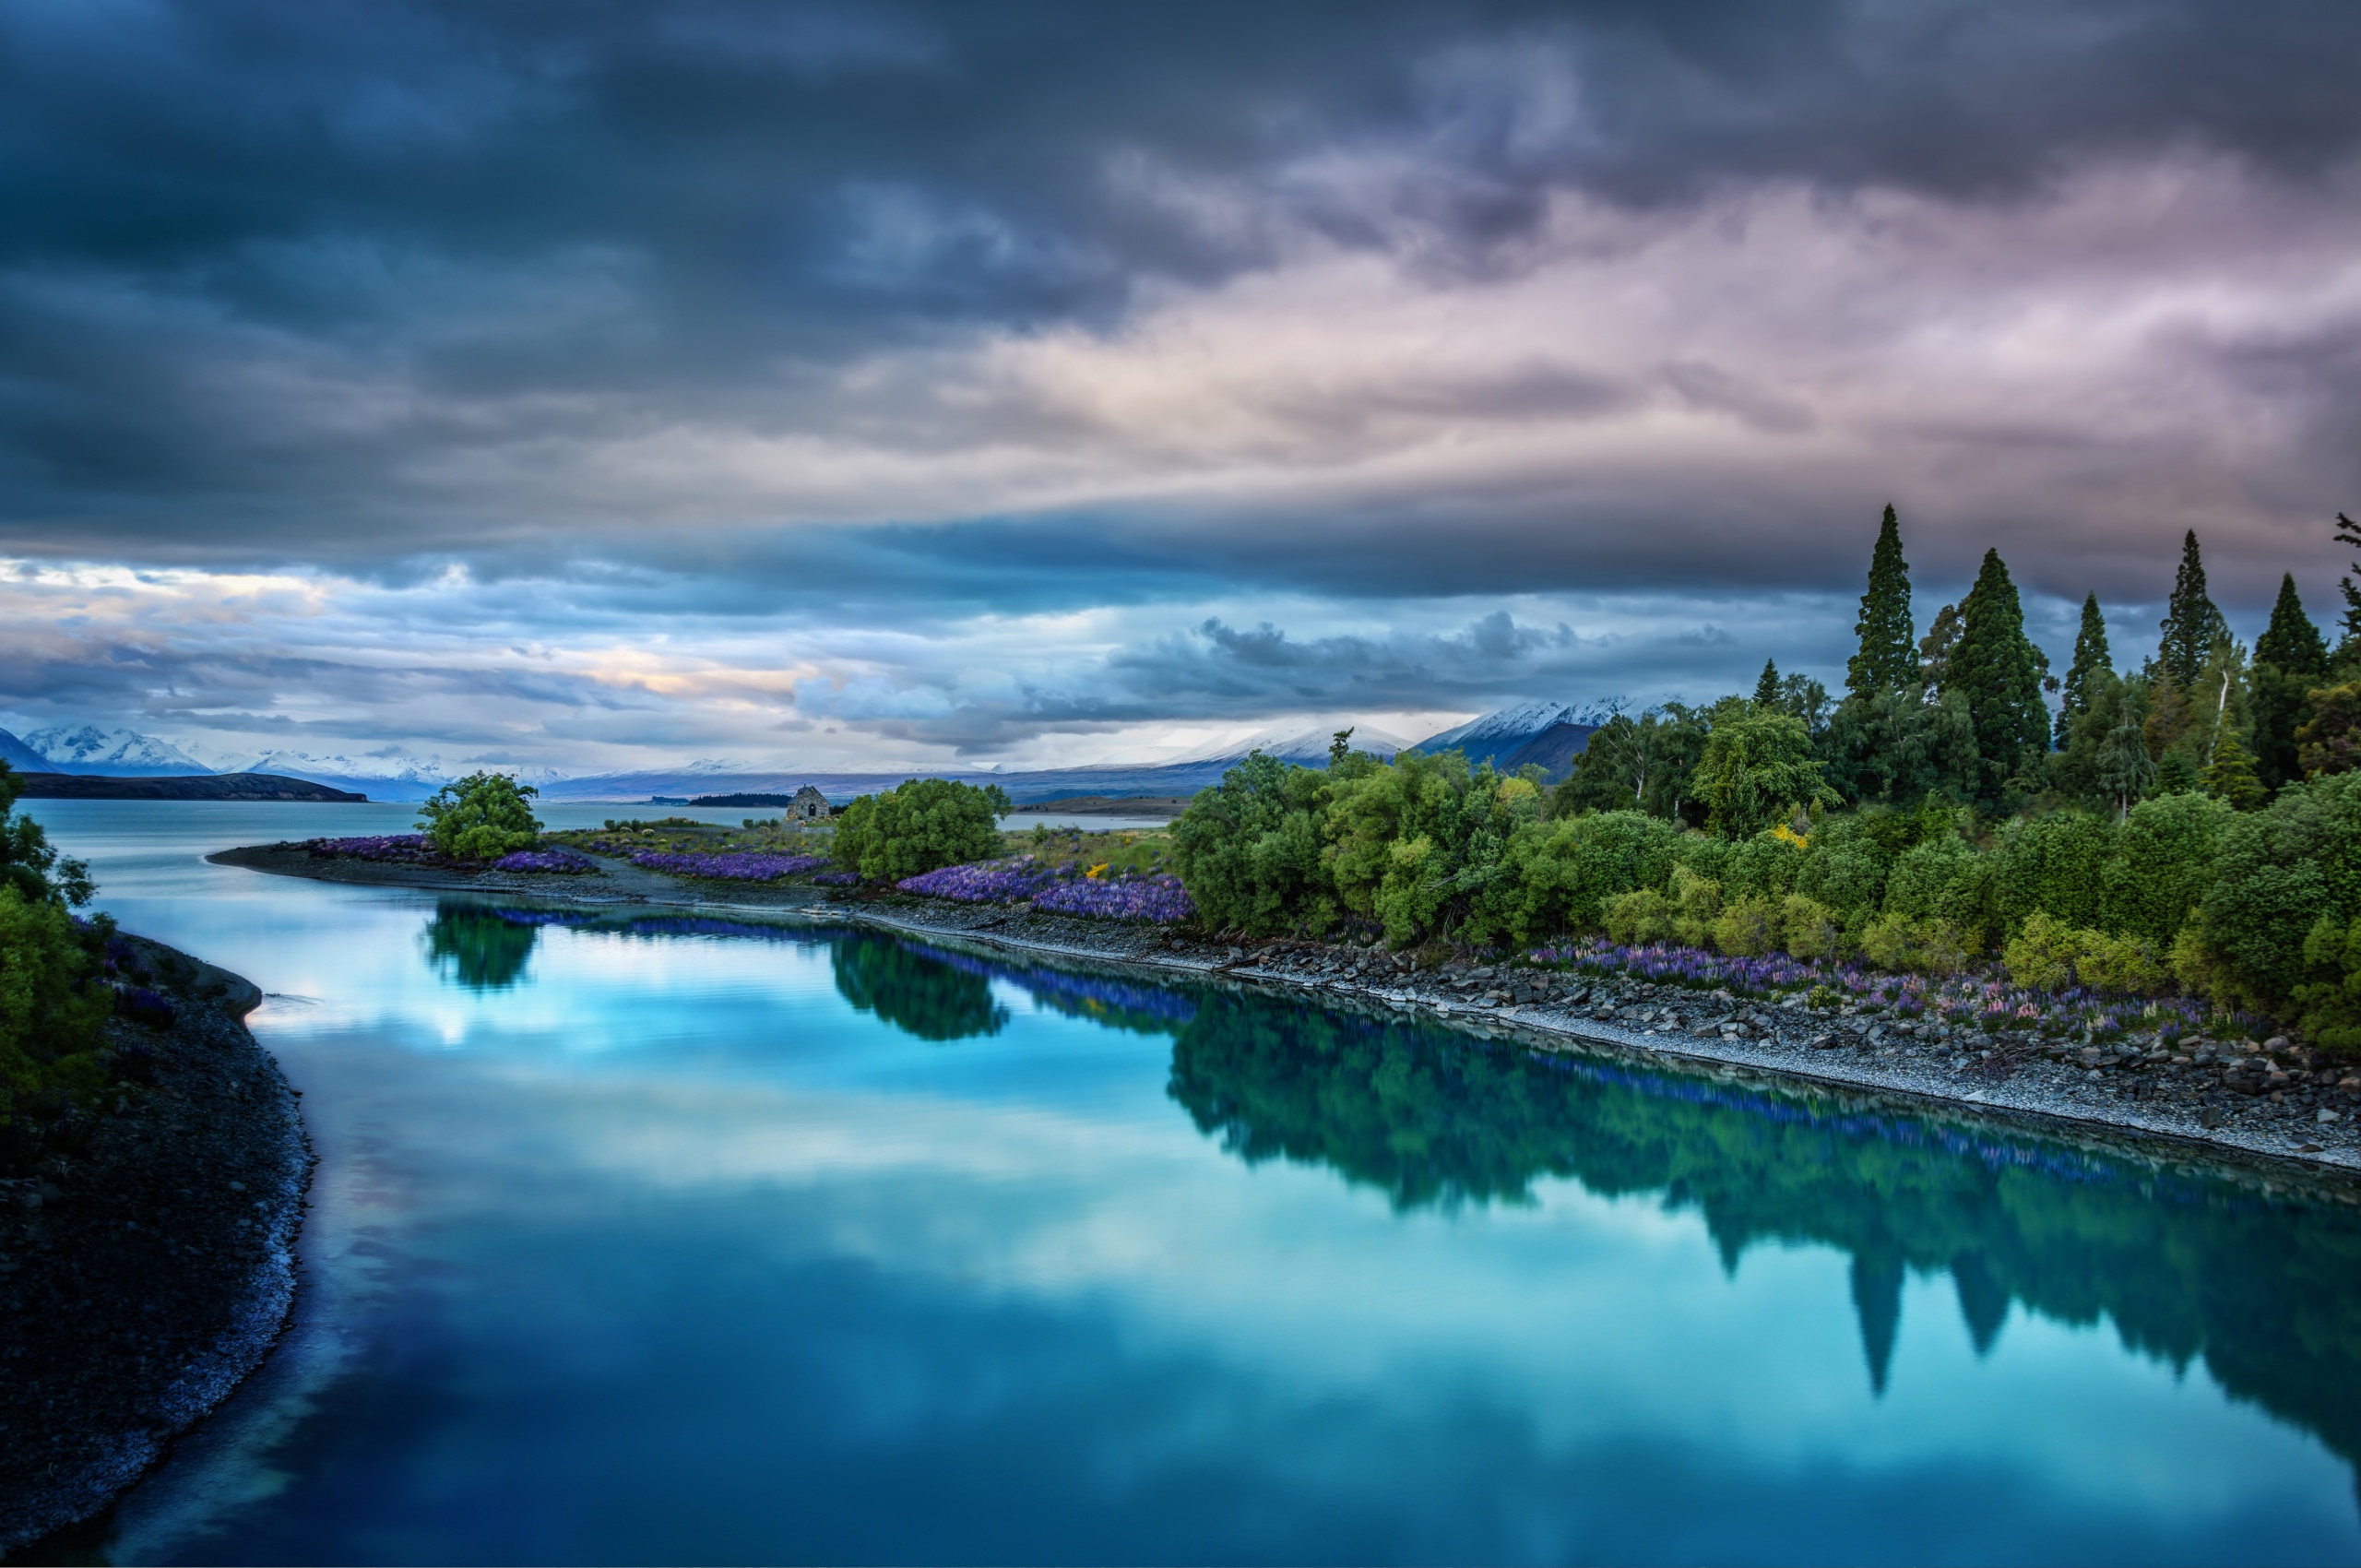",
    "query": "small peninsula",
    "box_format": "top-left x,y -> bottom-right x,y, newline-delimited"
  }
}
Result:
13,772 -> 367,802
